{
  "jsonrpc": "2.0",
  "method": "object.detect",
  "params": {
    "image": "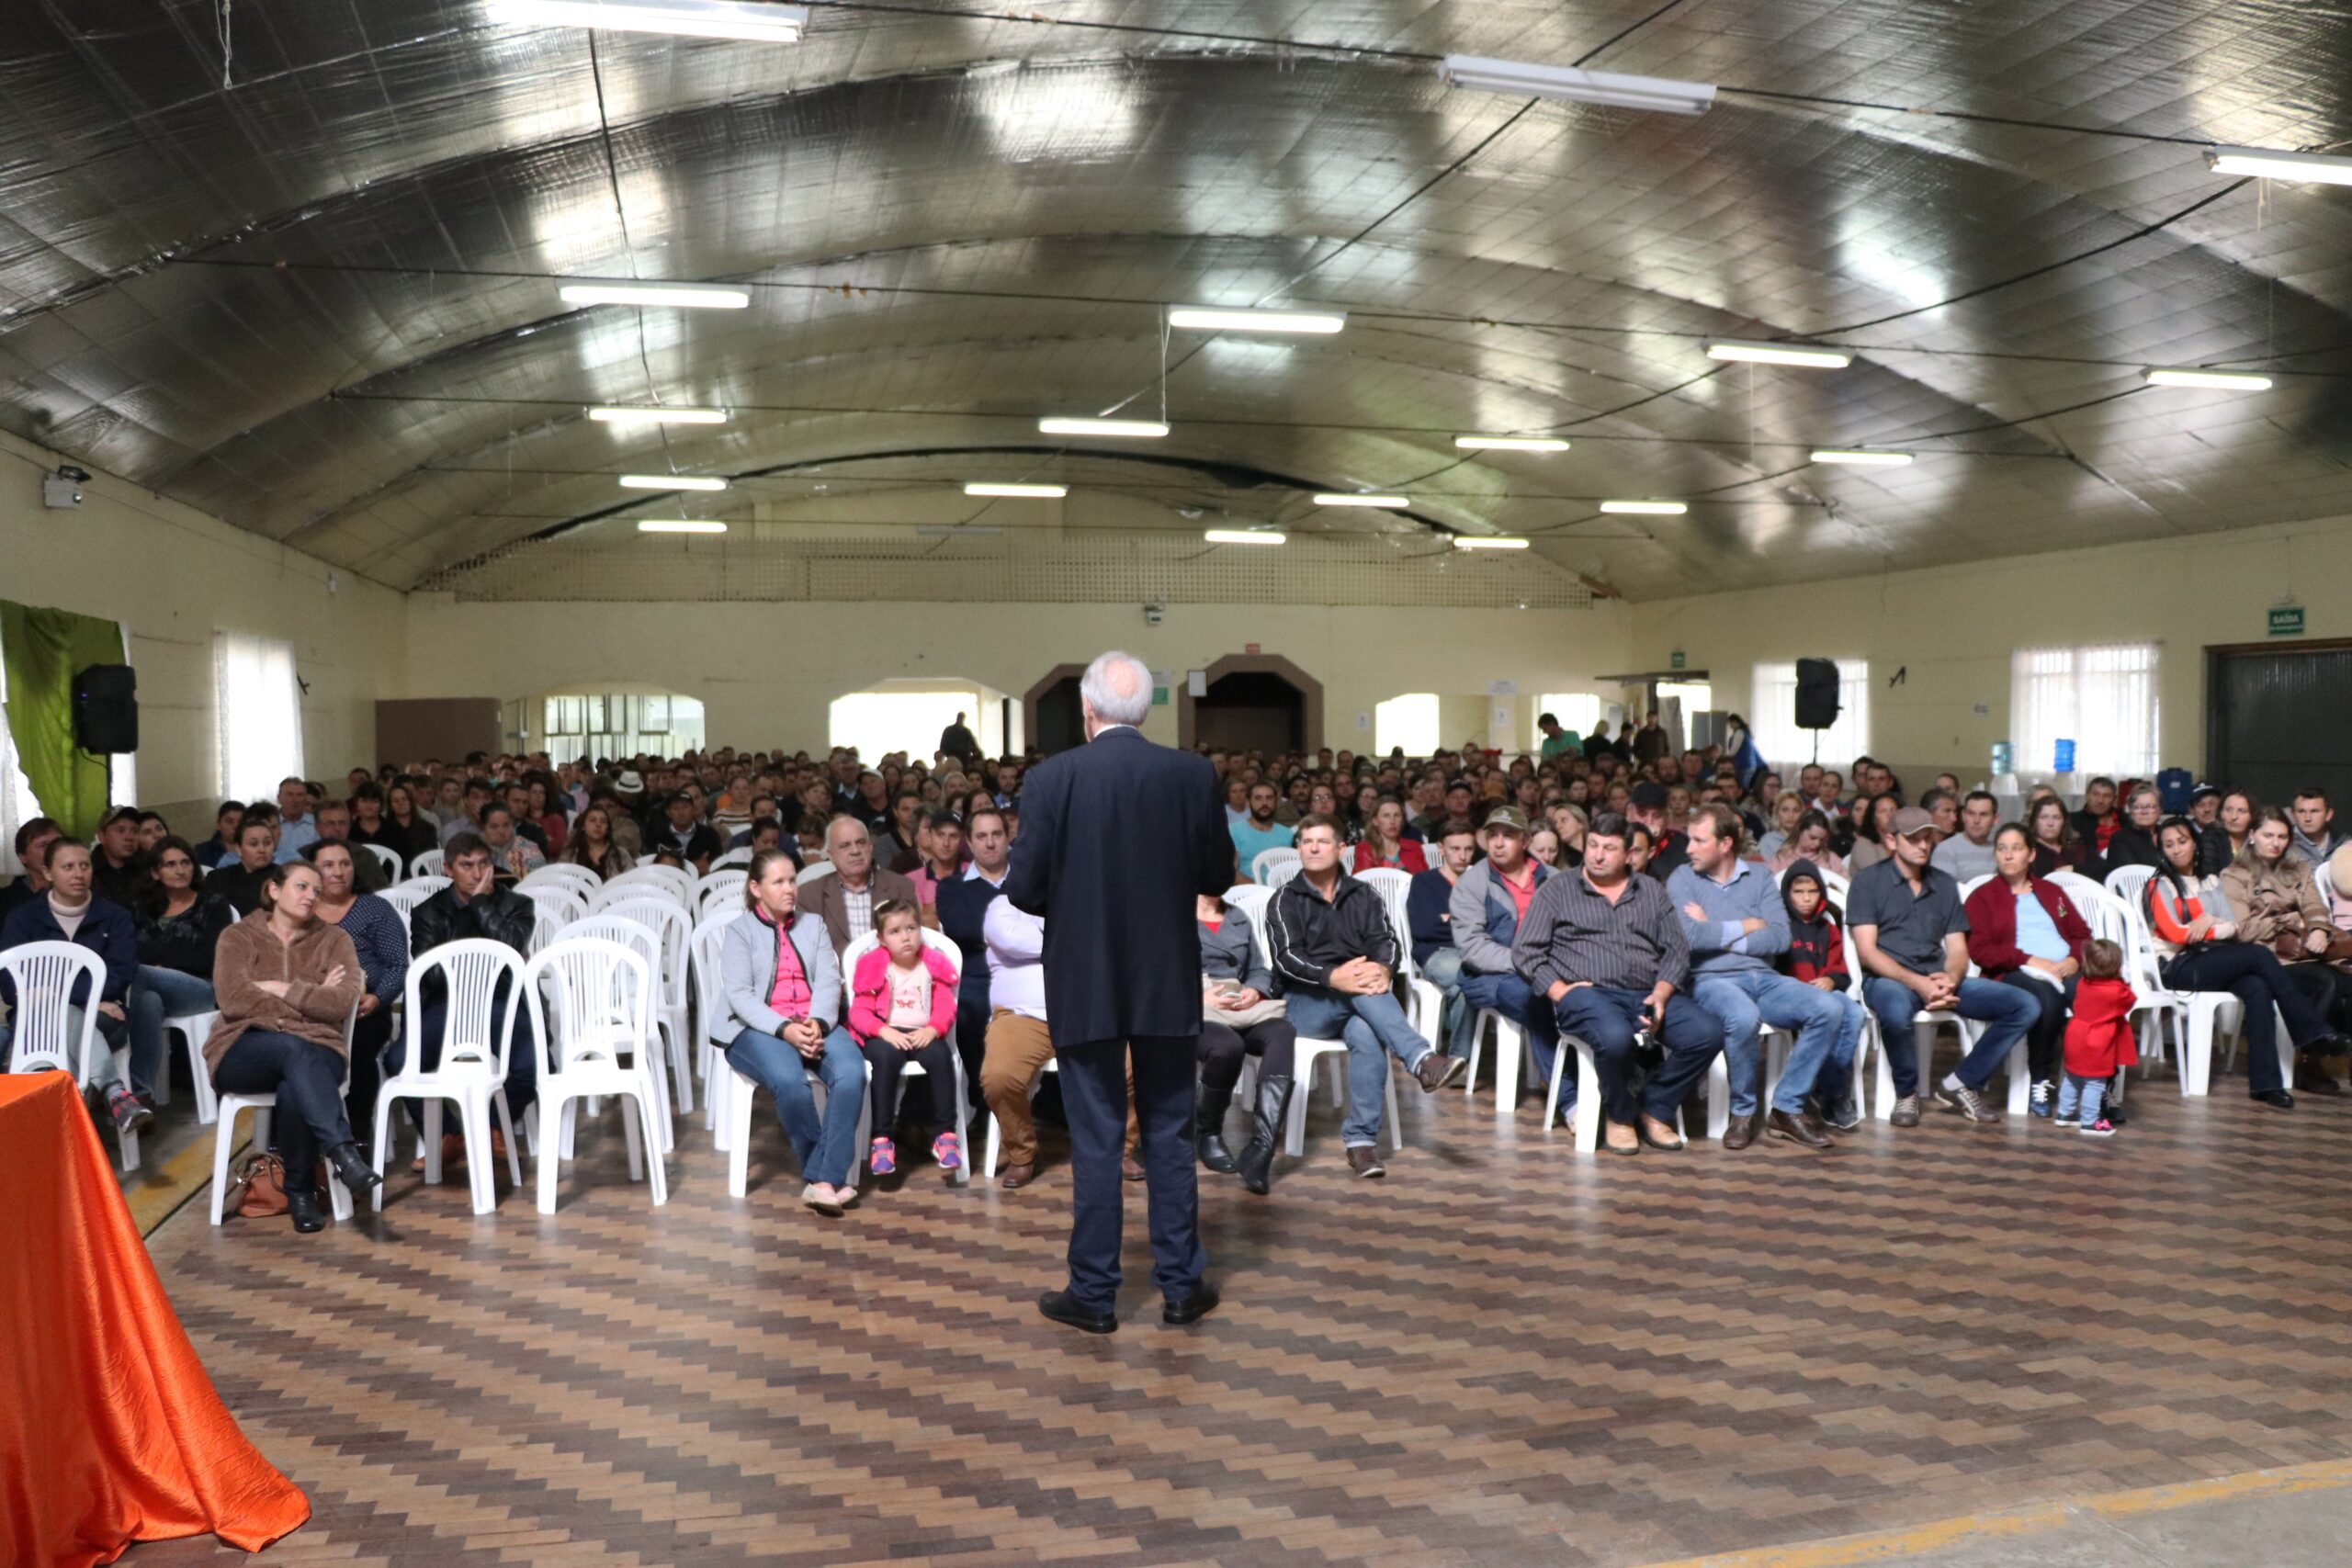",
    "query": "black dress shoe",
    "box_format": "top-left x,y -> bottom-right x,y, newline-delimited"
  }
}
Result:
1163,1285 -> 1220,1325
326,1141 -> 384,1193
1037,1290 -> 1117,1335
286,1187 -> 328,1234
2254,1088 -> 2296,1110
